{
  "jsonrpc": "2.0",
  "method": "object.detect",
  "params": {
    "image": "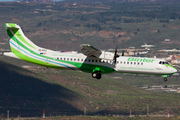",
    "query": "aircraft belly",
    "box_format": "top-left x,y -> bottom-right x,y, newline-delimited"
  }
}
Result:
79,63 -> 114,73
